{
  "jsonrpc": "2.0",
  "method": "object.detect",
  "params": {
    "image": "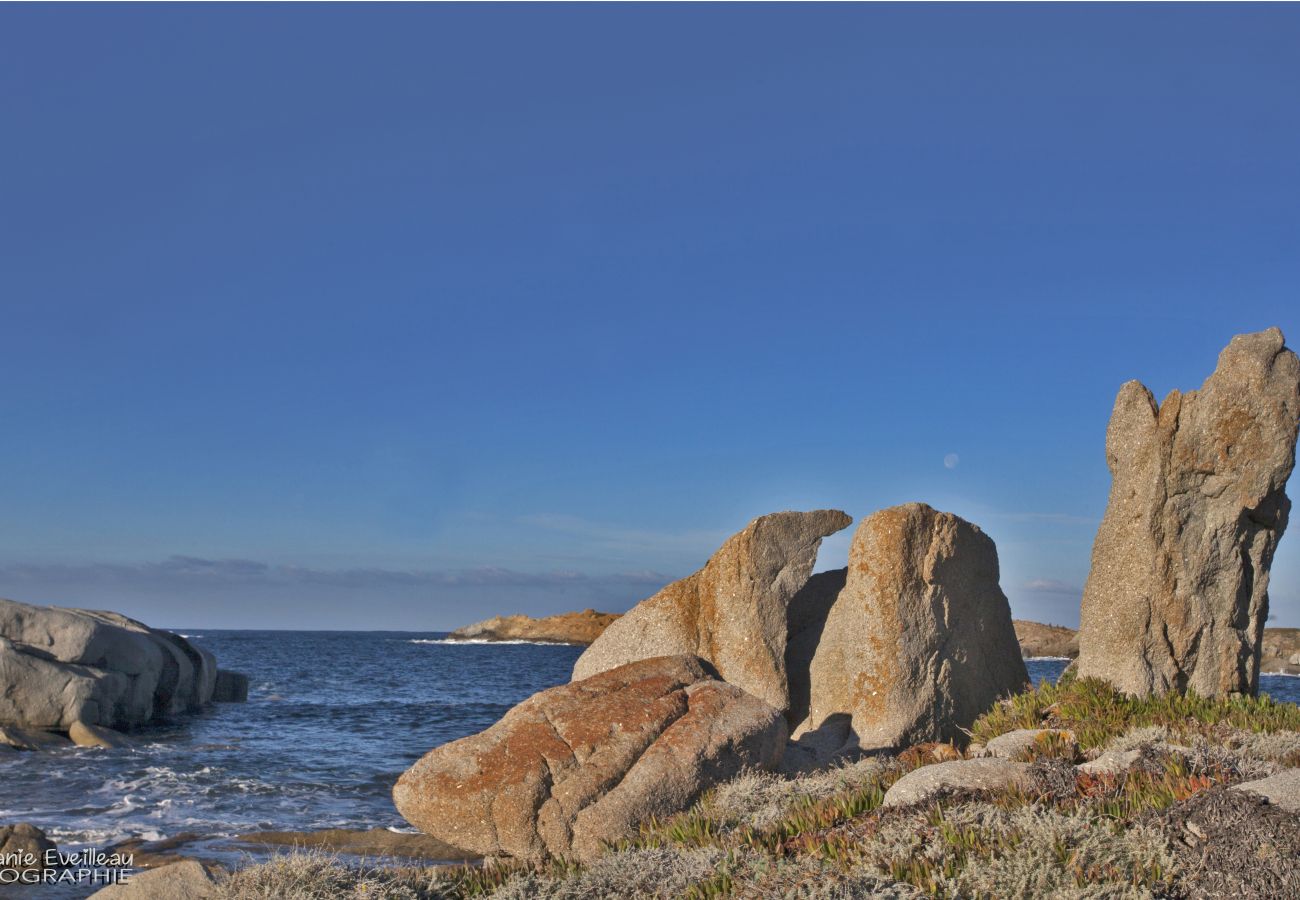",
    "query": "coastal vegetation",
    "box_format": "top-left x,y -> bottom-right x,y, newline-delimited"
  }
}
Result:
211,676 -> 1300,899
